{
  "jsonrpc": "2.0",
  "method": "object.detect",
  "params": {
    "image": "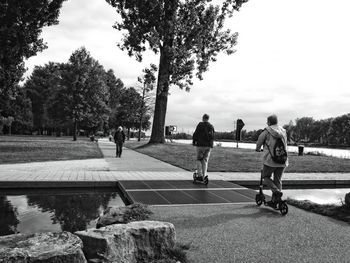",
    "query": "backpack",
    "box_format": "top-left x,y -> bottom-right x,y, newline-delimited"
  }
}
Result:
266,132 -> 288,164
